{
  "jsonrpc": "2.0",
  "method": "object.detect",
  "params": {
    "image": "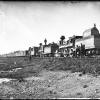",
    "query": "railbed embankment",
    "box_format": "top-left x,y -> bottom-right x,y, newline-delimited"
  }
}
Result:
0,56 -> 99,80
